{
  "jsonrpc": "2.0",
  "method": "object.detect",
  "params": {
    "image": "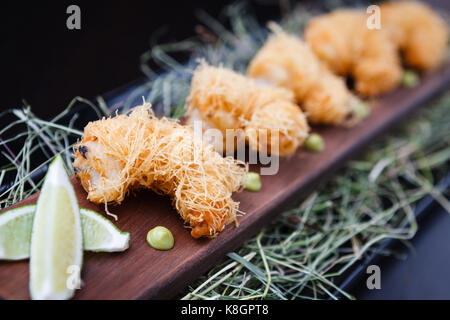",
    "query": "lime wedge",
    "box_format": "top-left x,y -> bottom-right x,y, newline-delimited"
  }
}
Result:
80,208 -> 130,252
30,155 -> 83,300
0,206 -> 130,261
